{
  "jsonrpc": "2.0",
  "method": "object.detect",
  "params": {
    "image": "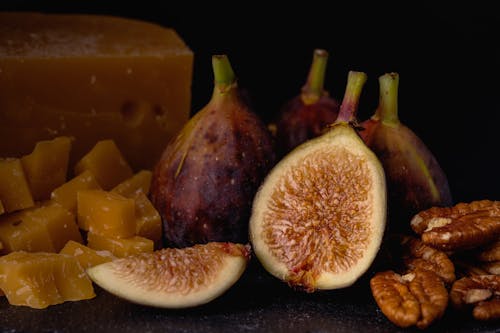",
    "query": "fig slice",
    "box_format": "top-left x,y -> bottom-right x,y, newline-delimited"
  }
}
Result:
87,242 -> 250,308
250,71 -> 386,291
